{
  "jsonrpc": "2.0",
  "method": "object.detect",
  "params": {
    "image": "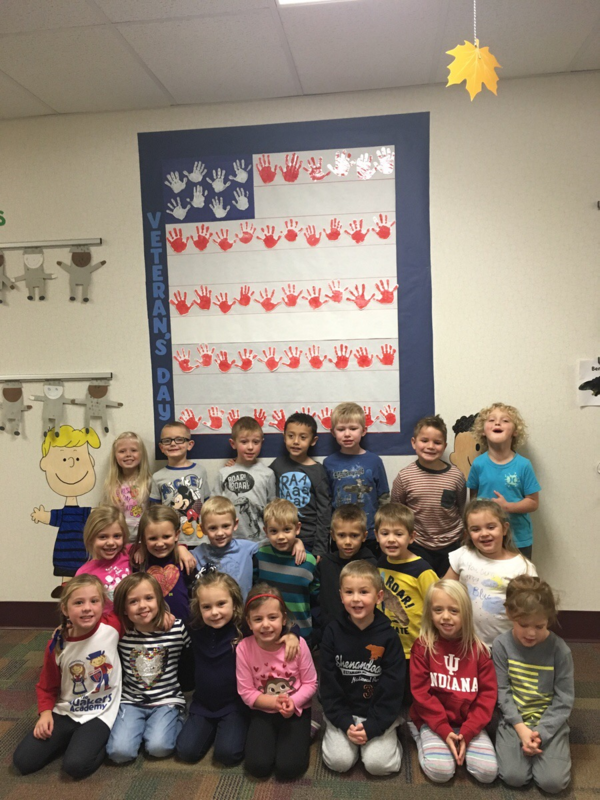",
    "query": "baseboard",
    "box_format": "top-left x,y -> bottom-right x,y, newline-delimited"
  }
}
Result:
0,603 -> 598,642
